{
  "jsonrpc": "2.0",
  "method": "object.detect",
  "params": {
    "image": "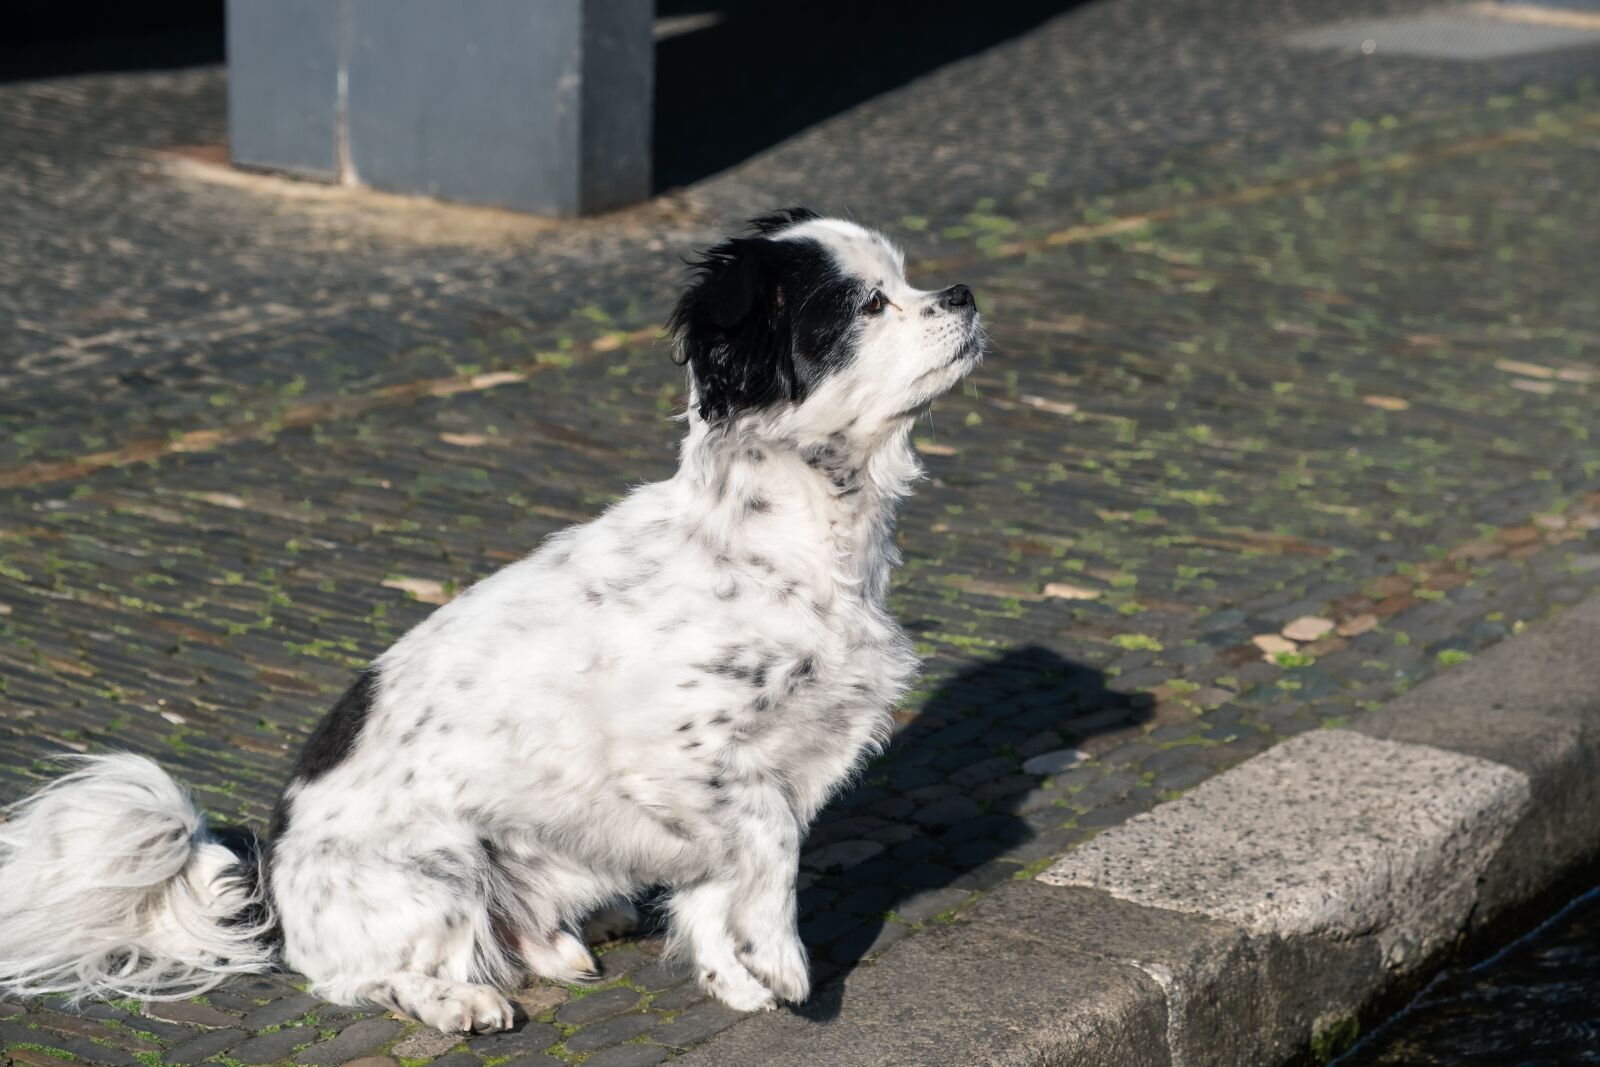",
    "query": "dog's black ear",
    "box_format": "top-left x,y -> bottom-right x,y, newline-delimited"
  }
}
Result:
747,206 -> 820,236
669,235 -> 798,423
